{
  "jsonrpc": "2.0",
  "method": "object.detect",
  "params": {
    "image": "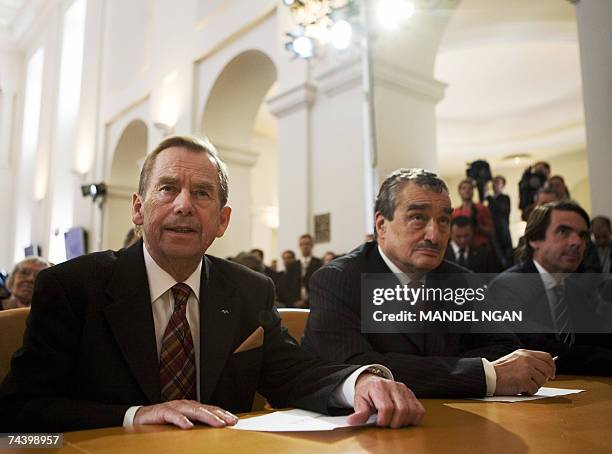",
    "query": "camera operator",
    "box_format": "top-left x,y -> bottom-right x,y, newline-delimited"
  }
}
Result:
518,161 -> 550,221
